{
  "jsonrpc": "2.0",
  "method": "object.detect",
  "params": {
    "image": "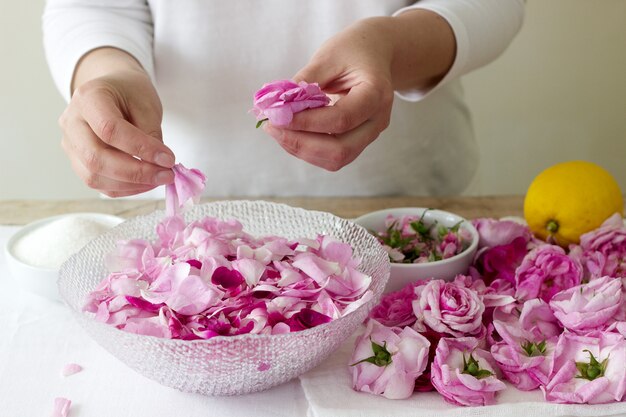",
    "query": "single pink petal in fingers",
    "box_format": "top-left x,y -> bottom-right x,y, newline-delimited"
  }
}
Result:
61,363 -> 83,377
165,163 -> 207,216
51,397 -> 71,417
